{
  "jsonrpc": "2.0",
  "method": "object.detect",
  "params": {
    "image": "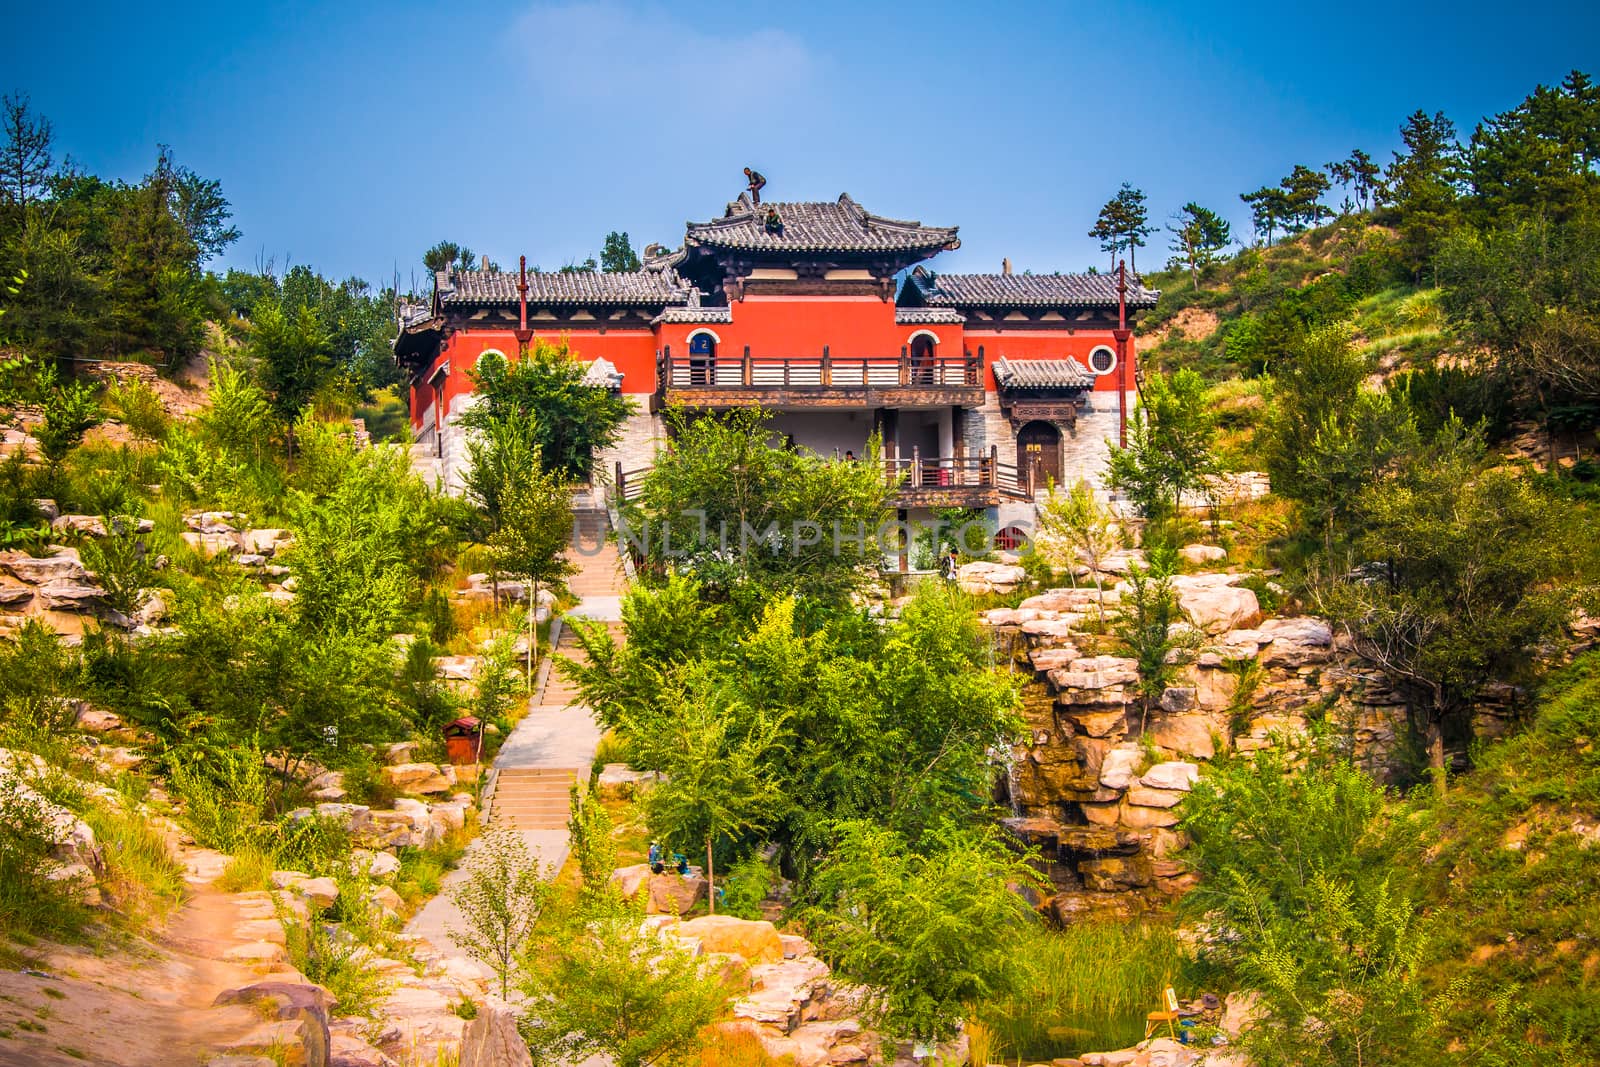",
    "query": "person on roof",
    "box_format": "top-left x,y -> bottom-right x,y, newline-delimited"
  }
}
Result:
744,167 -> 767,204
